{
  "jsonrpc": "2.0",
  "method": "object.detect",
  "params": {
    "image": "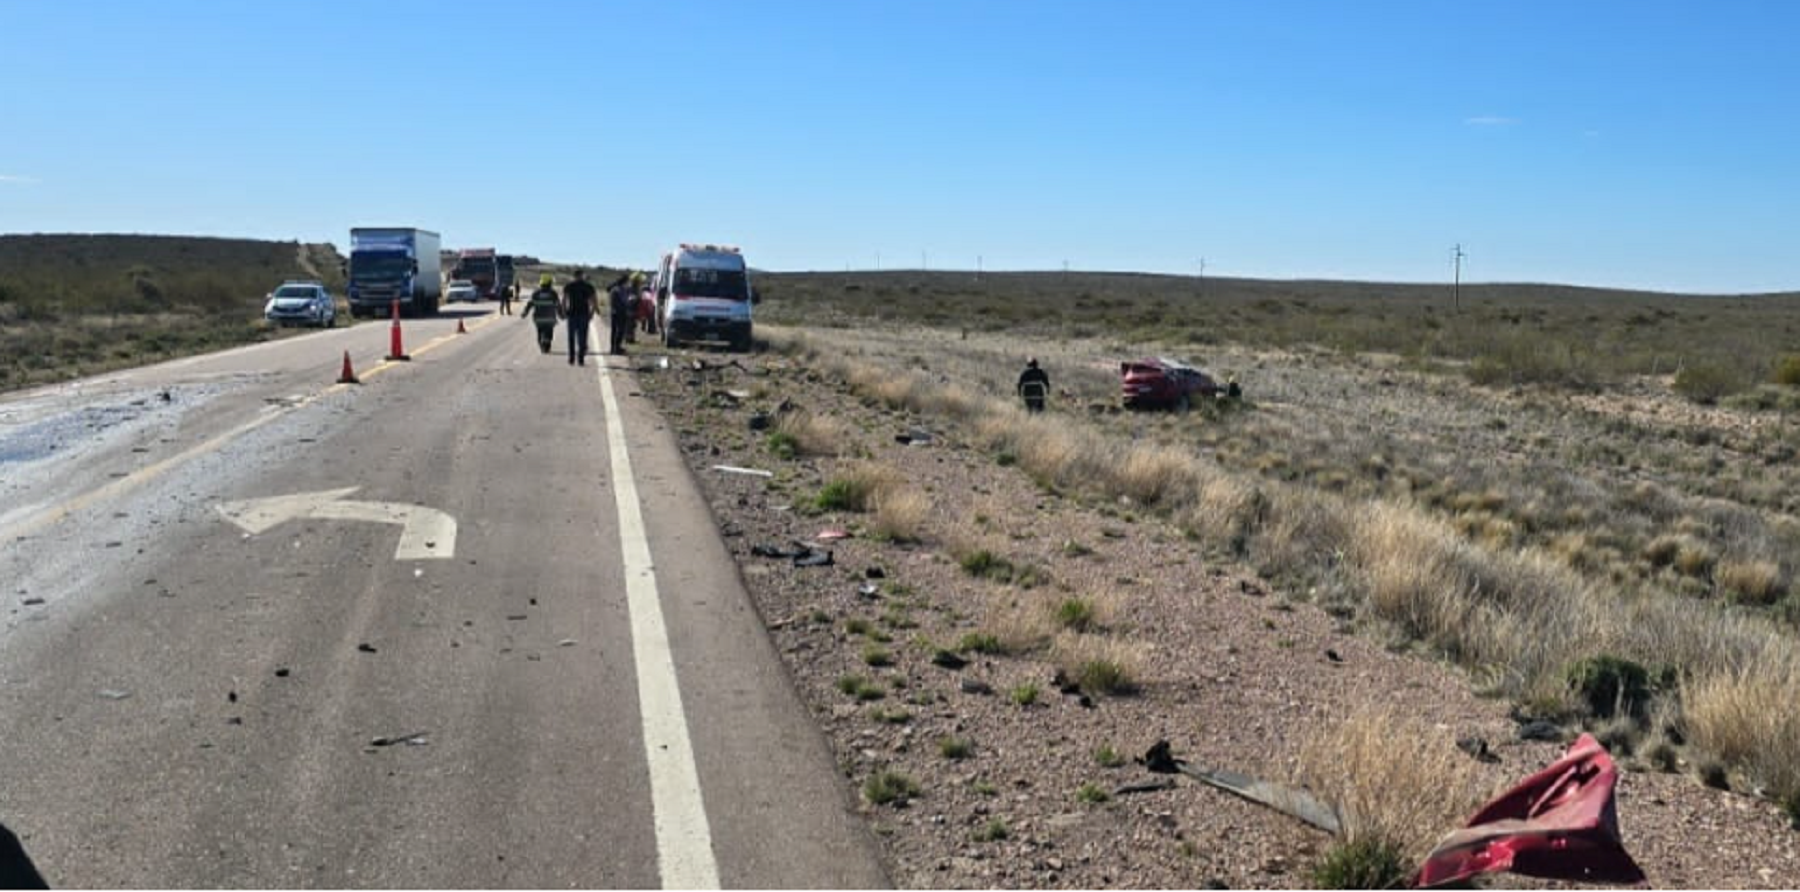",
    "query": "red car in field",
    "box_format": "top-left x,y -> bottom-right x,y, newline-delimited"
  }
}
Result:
1121,357 -> 1220,411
